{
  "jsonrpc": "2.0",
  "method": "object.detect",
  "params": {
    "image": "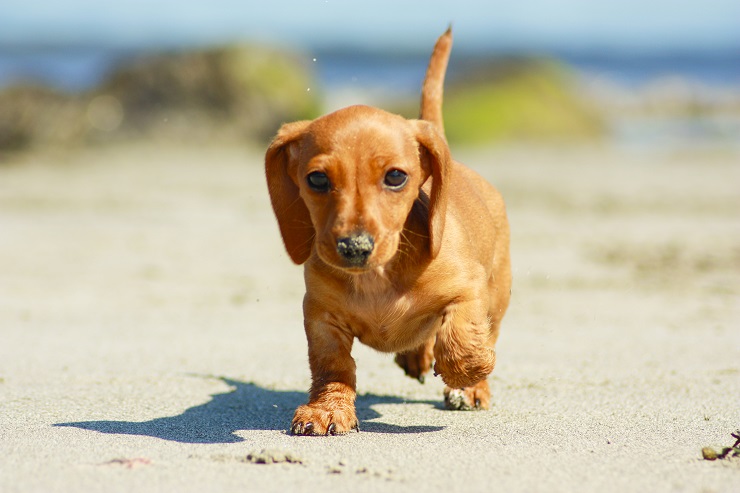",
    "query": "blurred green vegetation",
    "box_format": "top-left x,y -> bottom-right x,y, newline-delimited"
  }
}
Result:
444,59 -> 604,145
391,57 -> 605,146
